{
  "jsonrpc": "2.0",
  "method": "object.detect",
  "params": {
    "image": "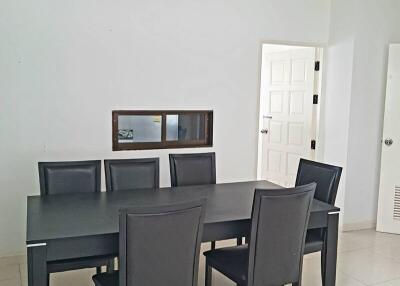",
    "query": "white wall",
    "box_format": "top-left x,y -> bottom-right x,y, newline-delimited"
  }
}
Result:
0,0 -> 331,256
344,0 -> 400,229
319,0 -> 356,224
323,0 -> 400,229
